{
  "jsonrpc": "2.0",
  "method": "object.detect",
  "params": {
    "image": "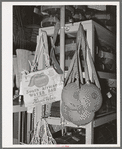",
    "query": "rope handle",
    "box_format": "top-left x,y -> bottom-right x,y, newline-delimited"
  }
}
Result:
49,22 -> 63,74
87,47 -> 101,89
64,51 -> 77,86
77,23 -> 90,84
77,23 -> 101,89
30,30 -> 50,72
